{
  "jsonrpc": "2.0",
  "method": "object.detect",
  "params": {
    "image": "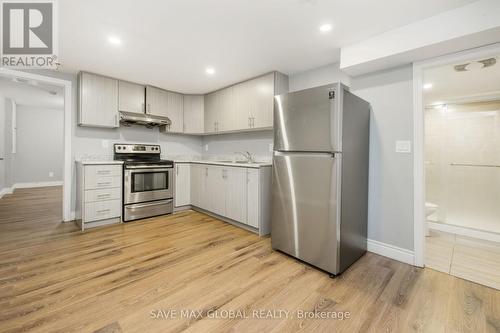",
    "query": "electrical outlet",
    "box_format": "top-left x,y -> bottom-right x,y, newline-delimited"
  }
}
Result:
49,172 -> 54,178
269,143 -> 273,152
205,144 -> 208,152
